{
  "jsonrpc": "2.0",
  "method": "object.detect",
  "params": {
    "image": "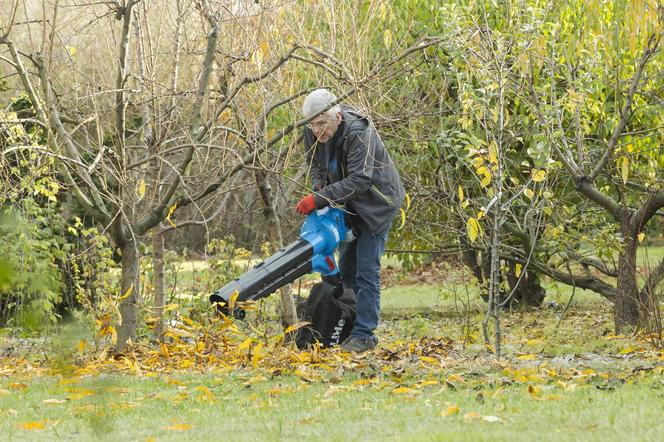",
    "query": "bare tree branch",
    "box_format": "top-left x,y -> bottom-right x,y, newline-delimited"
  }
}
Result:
589,34 -> 660,181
